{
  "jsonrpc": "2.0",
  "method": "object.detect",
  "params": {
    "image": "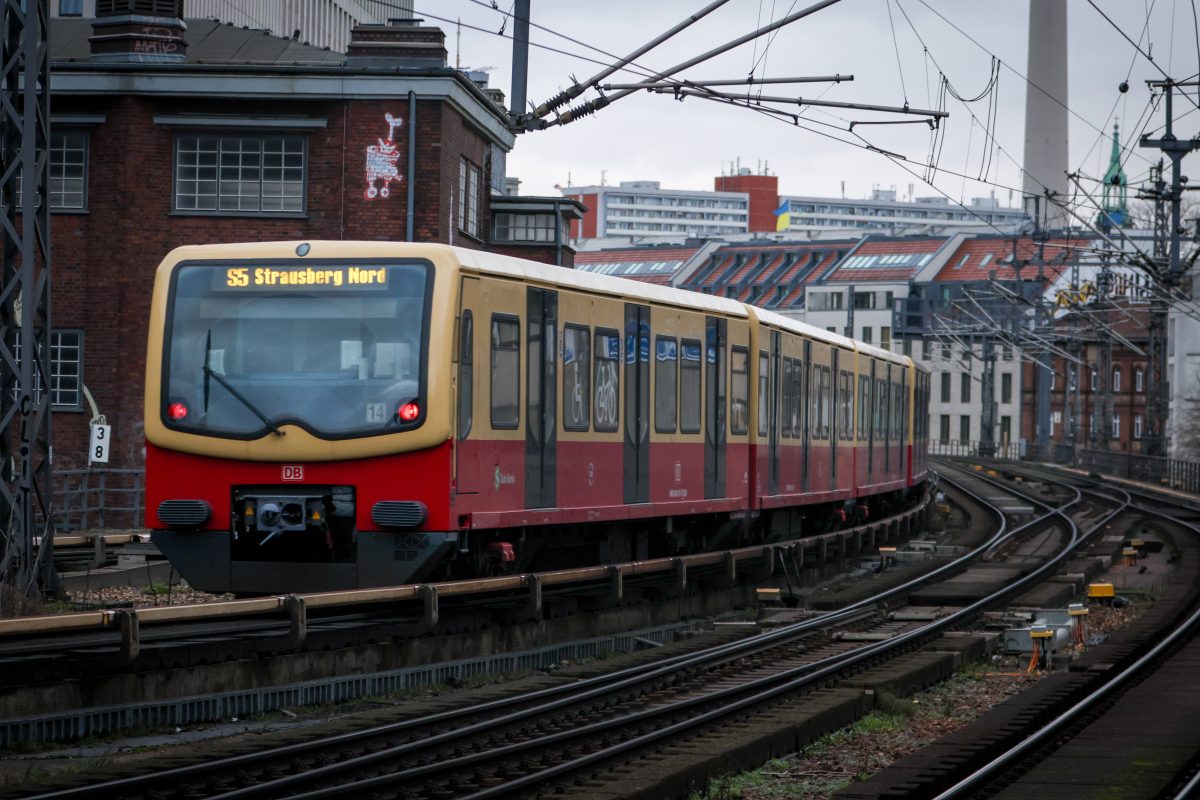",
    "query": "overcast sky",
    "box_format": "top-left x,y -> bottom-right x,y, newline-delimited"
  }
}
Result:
421,0 -> 1199,215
